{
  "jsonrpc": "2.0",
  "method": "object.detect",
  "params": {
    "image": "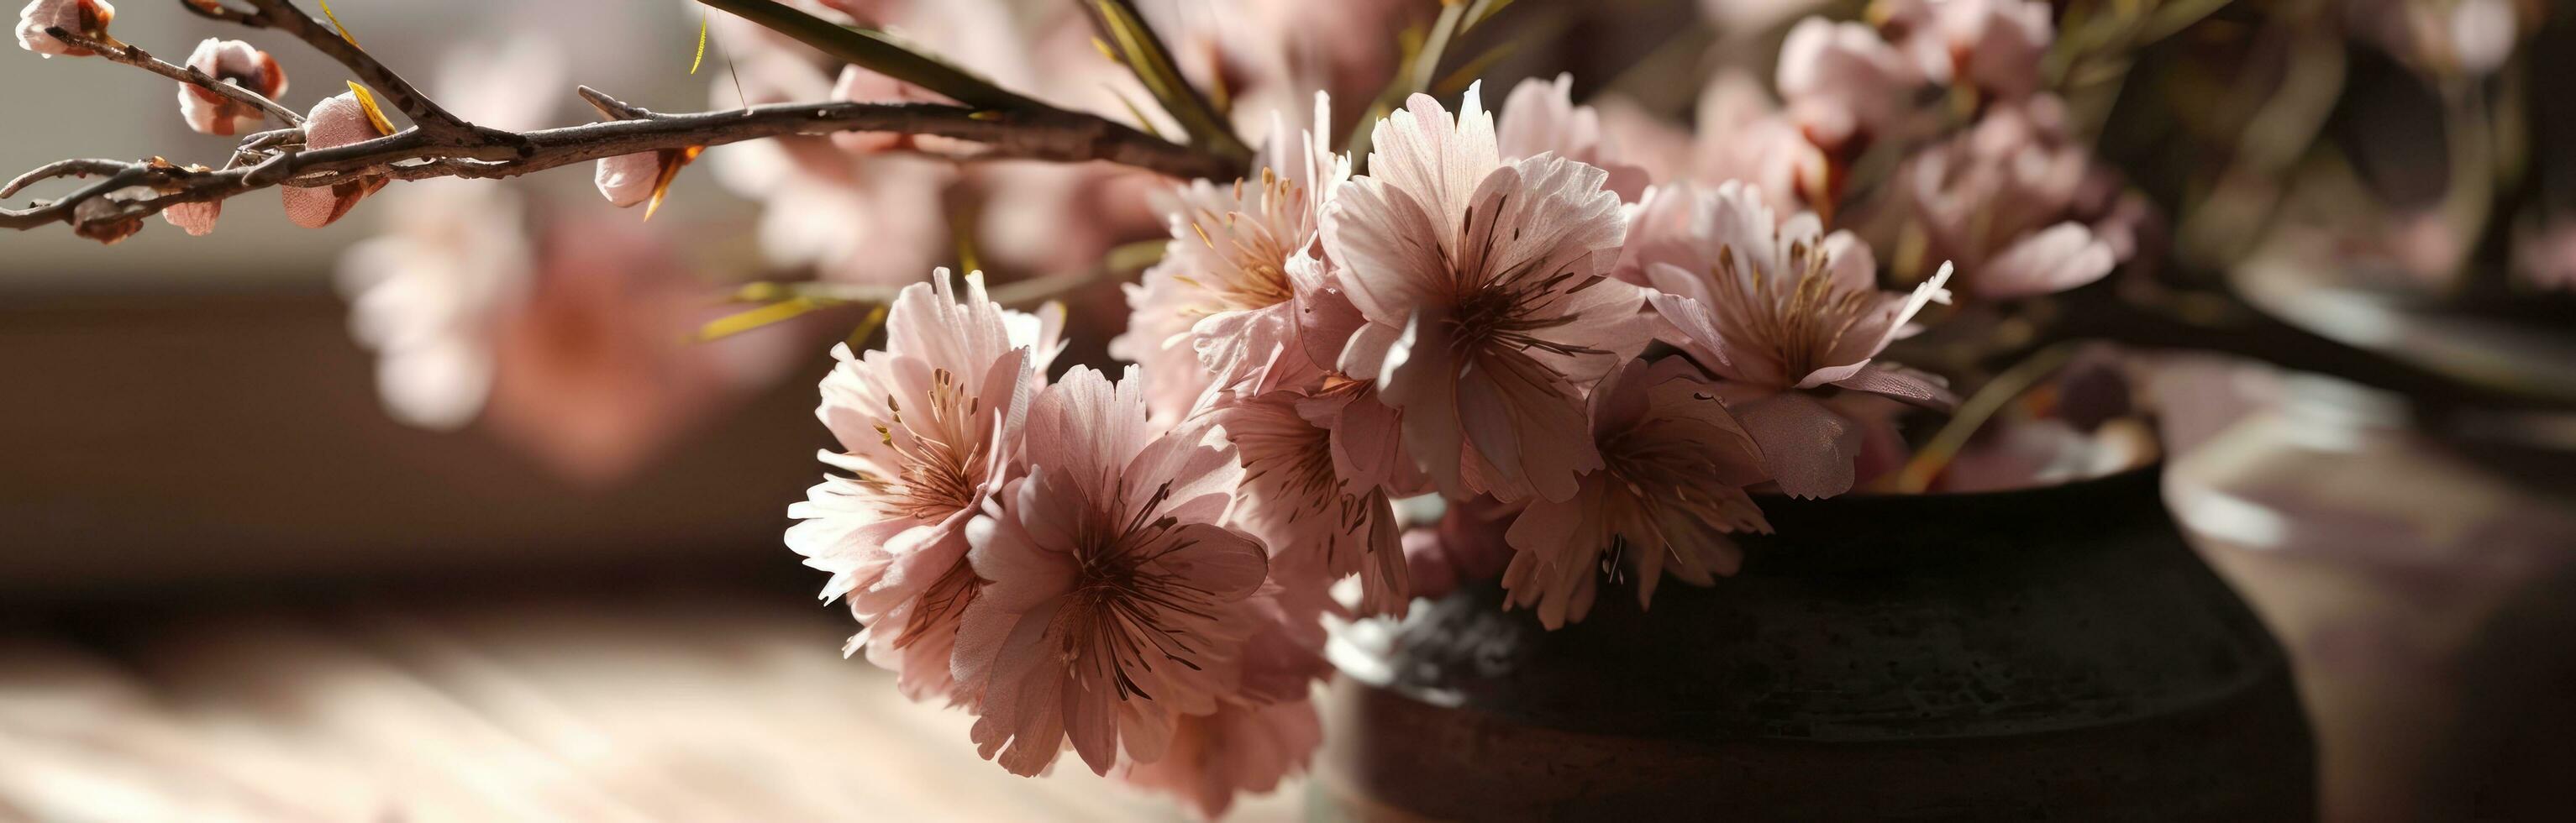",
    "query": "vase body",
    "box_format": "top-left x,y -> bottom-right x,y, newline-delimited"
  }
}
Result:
1314,468 -> 2313,821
